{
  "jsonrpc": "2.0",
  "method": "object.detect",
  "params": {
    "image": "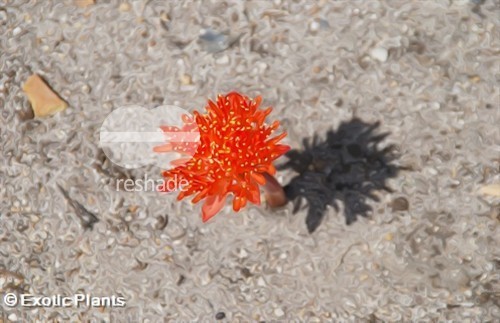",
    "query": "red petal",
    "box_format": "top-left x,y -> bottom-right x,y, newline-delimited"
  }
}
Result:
273,144 -> 291,155
254,96 -> 262,108
247,184 -> 261,205
233,196 -> 242,212
160,125 -> 179,132
171,158 -> 192,166
202,194 -> 227,222
266,132 -> 287,145
153,143 -> 173,153
251,172 -> 266,185
192,188 -> 208,204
